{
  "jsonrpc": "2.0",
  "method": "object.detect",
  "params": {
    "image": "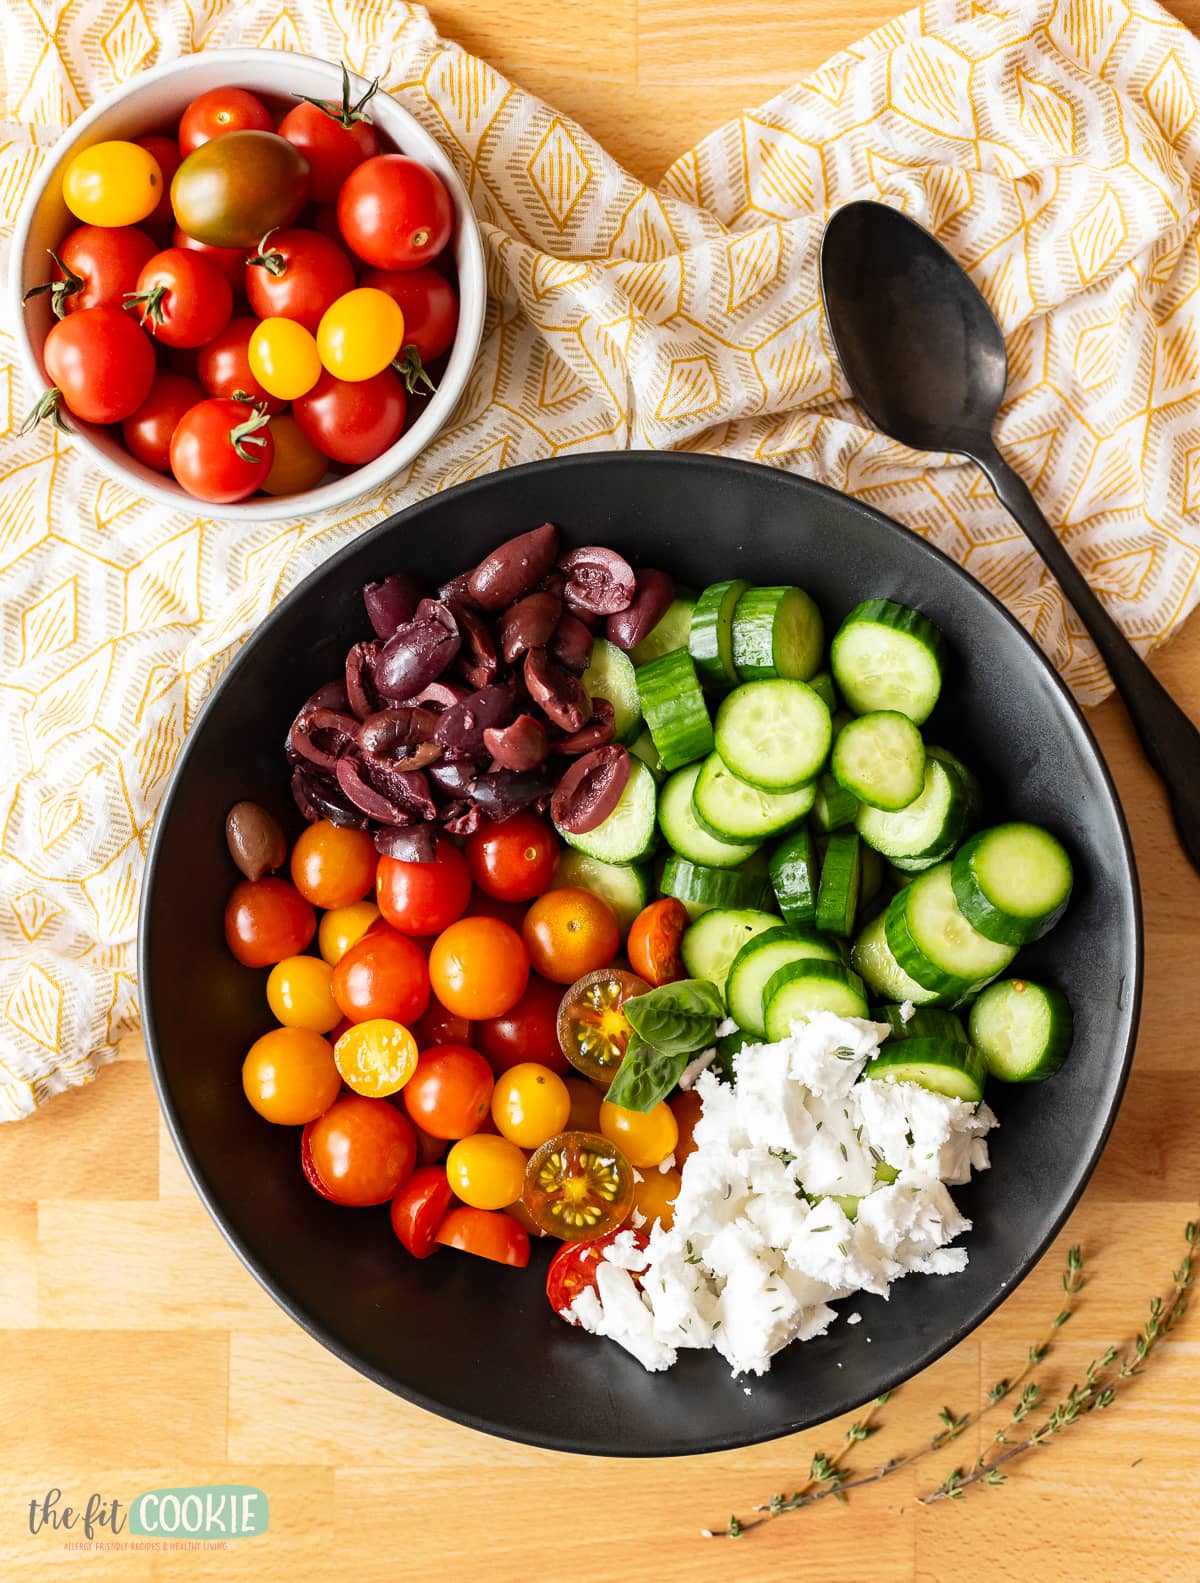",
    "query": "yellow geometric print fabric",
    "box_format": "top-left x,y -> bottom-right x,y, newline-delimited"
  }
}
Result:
2,0 -> 1199,1116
